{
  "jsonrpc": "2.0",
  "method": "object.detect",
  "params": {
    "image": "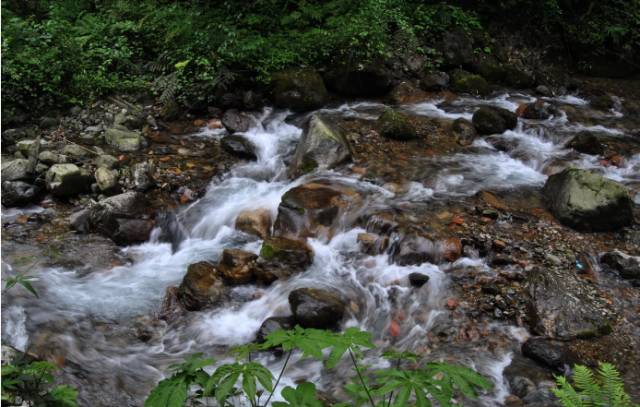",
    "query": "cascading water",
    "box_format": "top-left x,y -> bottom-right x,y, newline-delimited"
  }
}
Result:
2,92 -> 638,406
